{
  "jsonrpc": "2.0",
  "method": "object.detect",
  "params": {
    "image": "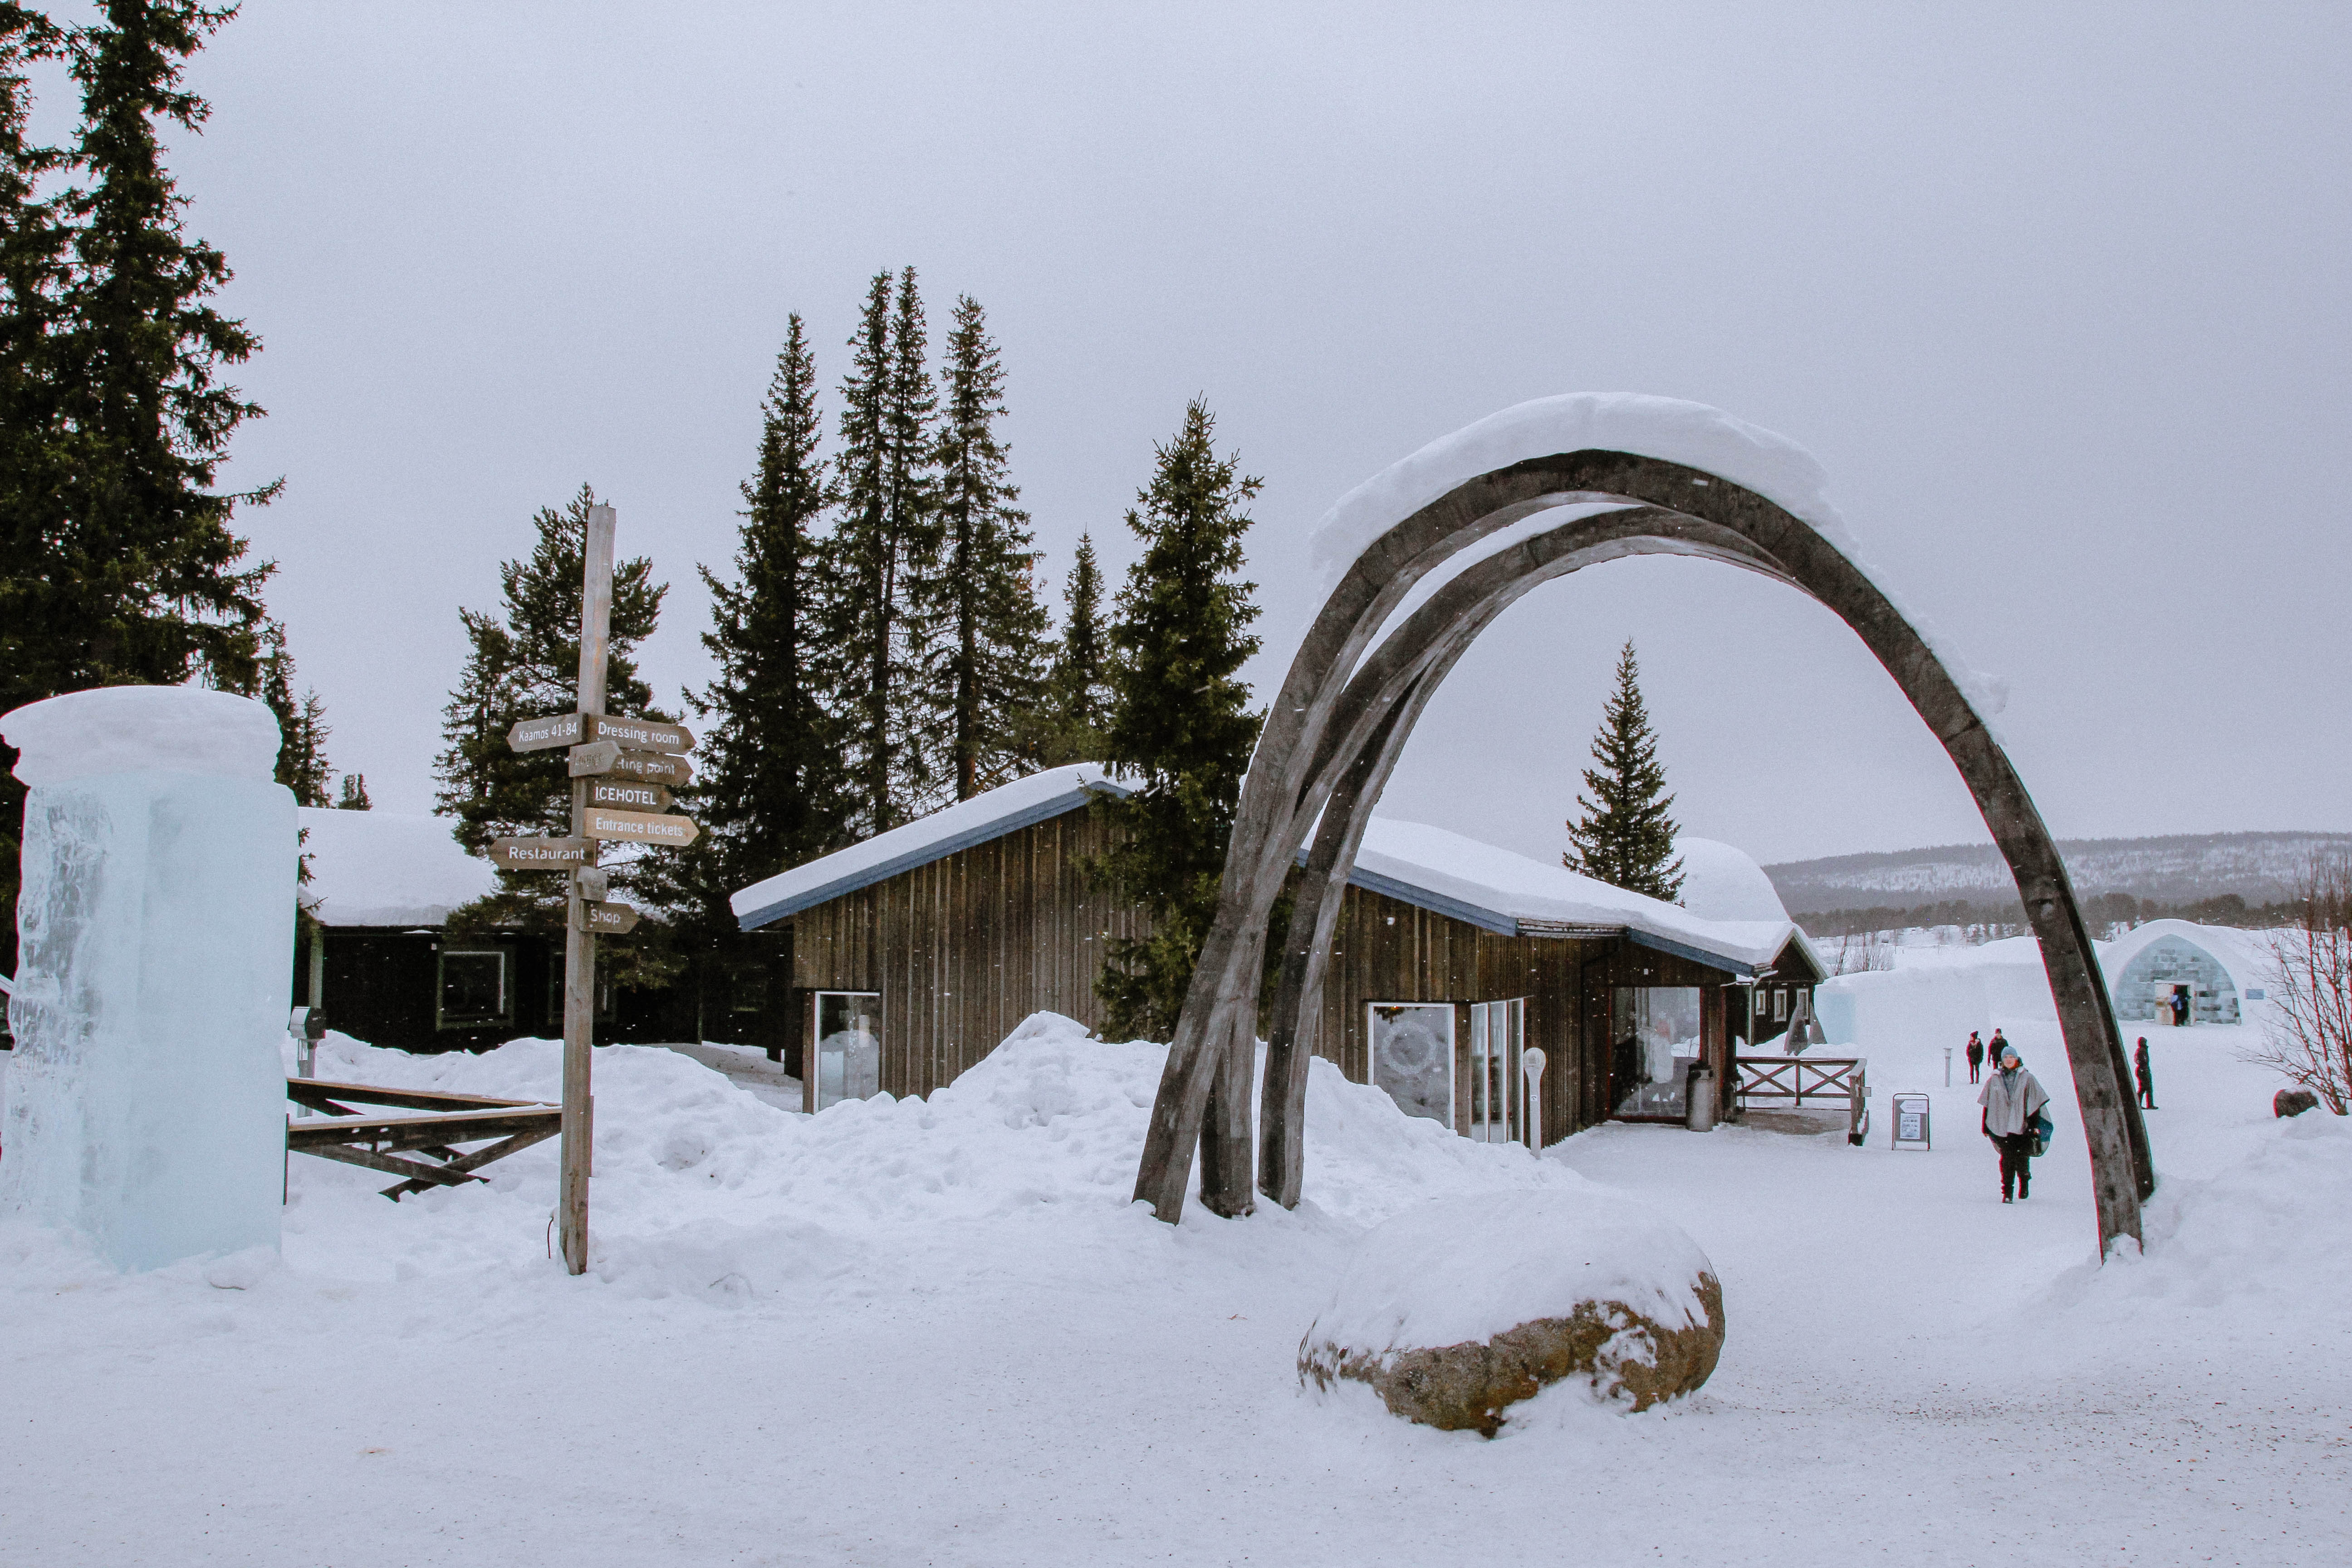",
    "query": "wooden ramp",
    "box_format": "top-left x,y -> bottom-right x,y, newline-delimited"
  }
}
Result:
286,1078 -> 561,1201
